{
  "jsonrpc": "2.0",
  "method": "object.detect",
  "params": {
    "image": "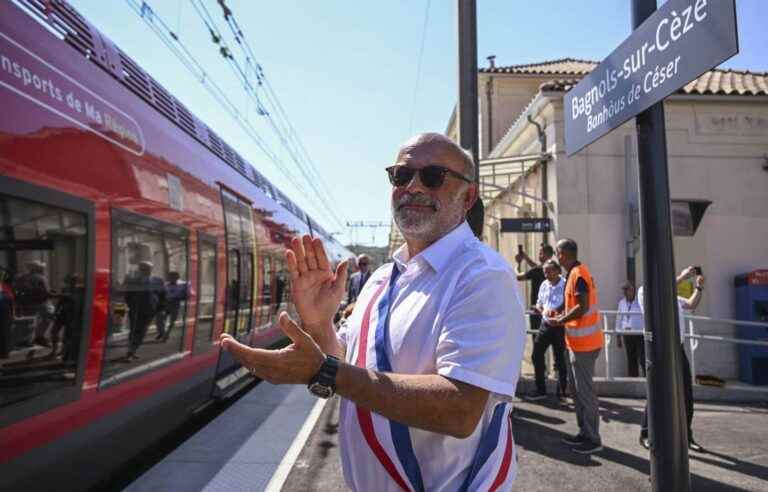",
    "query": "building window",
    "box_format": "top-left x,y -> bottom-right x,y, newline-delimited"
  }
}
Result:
102,211 -> 189,386
0,193 -> 89,409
